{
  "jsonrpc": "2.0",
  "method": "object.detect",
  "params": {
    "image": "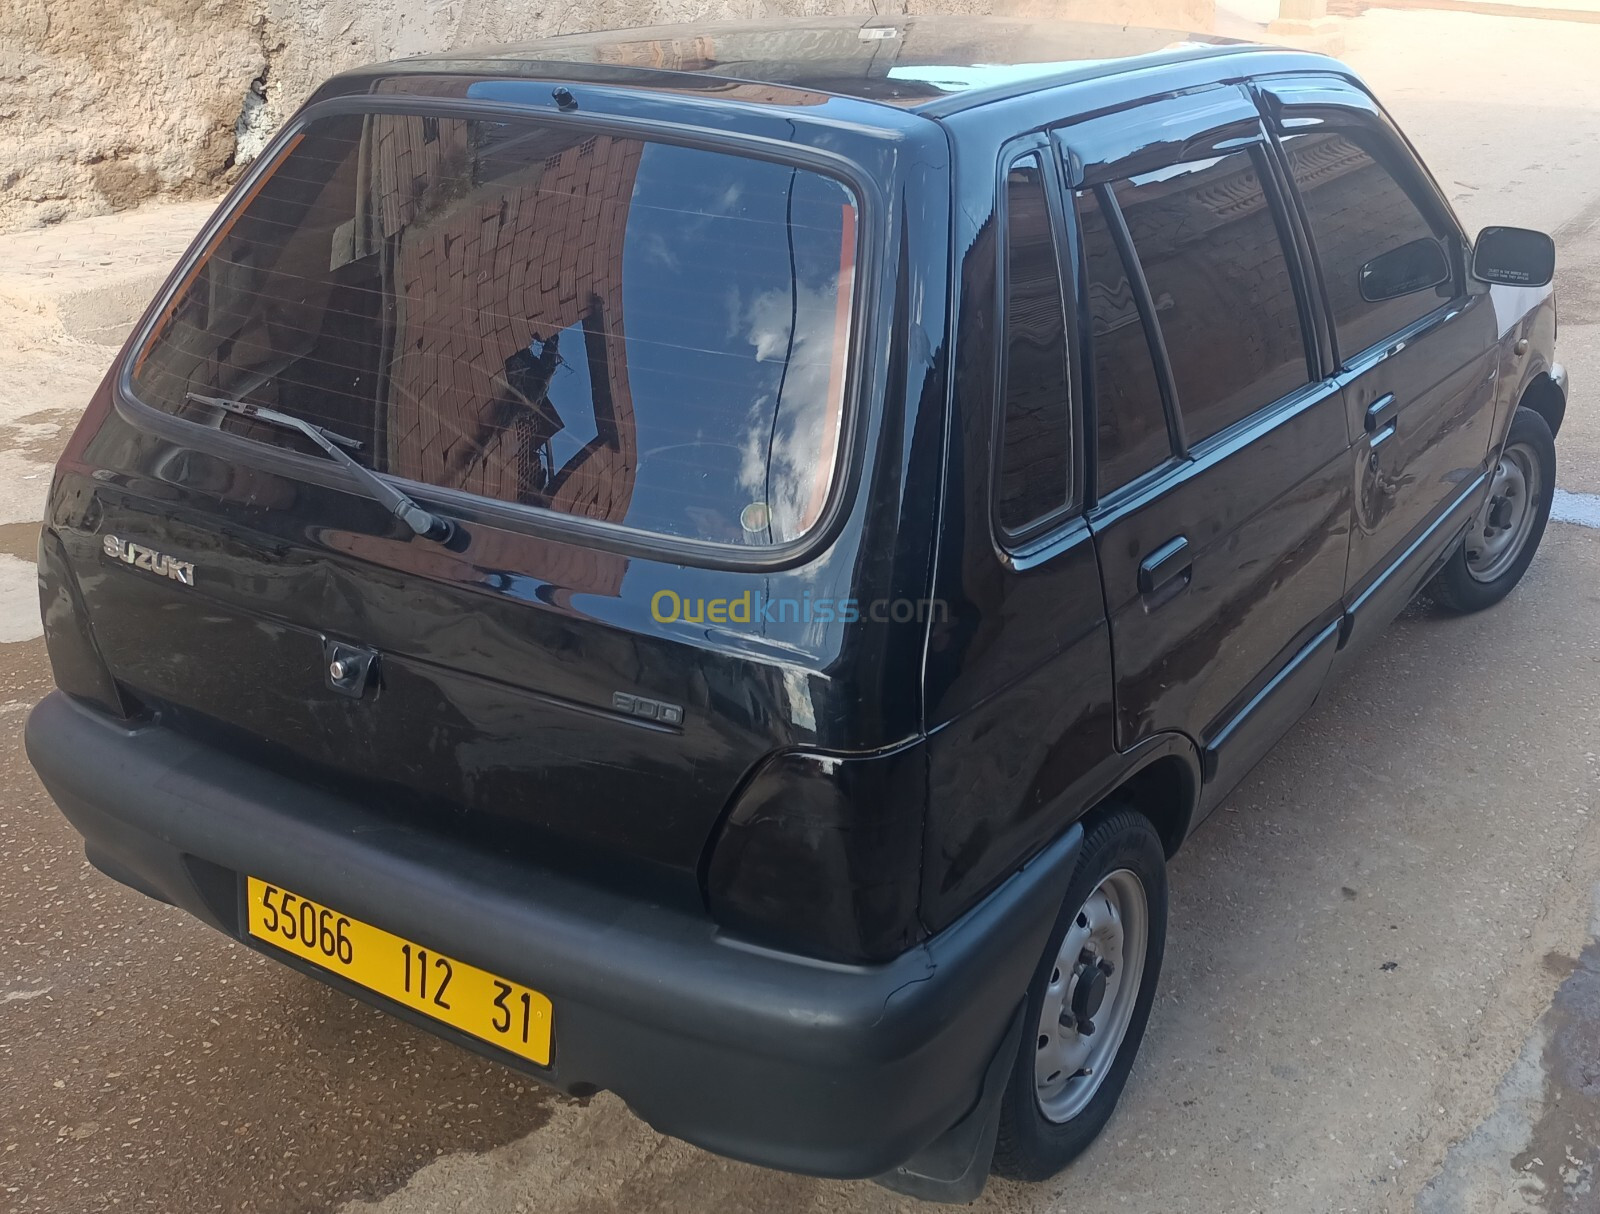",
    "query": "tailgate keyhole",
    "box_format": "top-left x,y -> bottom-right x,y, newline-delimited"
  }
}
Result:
322,638 -> 379,699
